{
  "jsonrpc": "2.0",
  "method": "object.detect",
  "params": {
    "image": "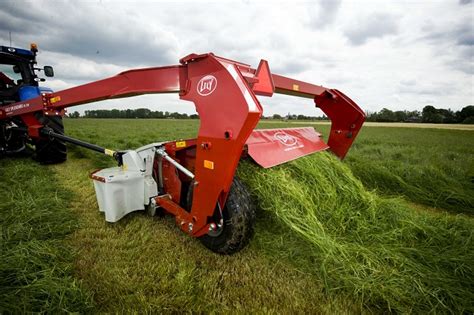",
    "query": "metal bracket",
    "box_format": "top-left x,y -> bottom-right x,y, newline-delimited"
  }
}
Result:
156,147 -> 195,179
